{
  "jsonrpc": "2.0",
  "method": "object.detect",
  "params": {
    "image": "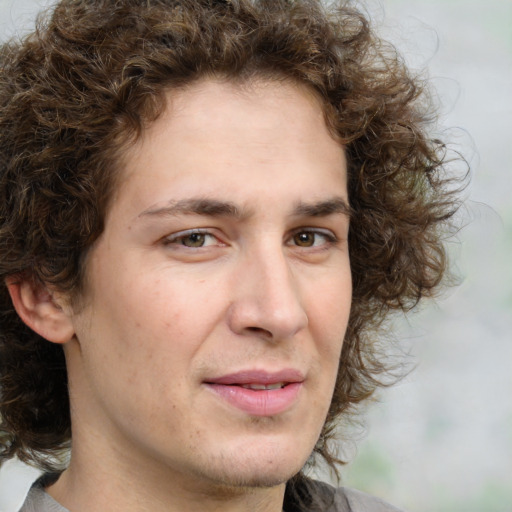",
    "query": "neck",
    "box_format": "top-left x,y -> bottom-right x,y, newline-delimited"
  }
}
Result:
46,451 -> 287,512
